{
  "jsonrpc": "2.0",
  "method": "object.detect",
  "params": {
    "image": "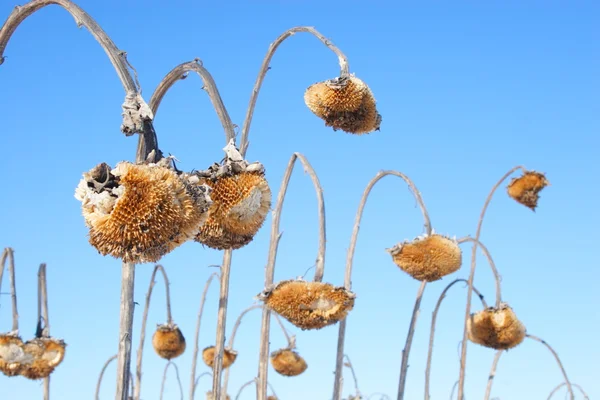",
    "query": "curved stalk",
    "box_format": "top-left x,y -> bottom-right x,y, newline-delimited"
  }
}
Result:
449,381 -> 458,400
95,355 -> 118,400
343,354 -> 361,399
333,170 -> 432,400
547,382 -> 589,400
457,165 -> 526,400
424,278 -> 488,400
134,264 -> 174,400
456,237 -> 502,307
267,382 -> 279,399
189,272 -> 220,400
211,249 -> 233,400
526,334 -> 574,400
235,379 -> 257,400
367,394 -> 391,400
148,59 -> 235,143
240,26 -> 350,156
159,362 -> 184,400
256,152 -> 326,400
483,350 -> 503,400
